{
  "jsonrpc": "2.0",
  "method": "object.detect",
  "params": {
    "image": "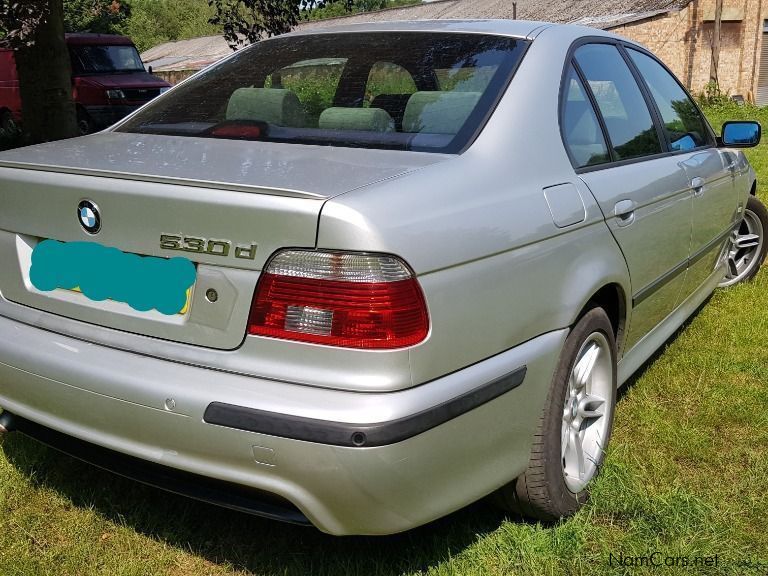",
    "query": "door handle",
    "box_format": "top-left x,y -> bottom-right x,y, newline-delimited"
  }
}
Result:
614,199 -> 635,227
691,176 -> 705,196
